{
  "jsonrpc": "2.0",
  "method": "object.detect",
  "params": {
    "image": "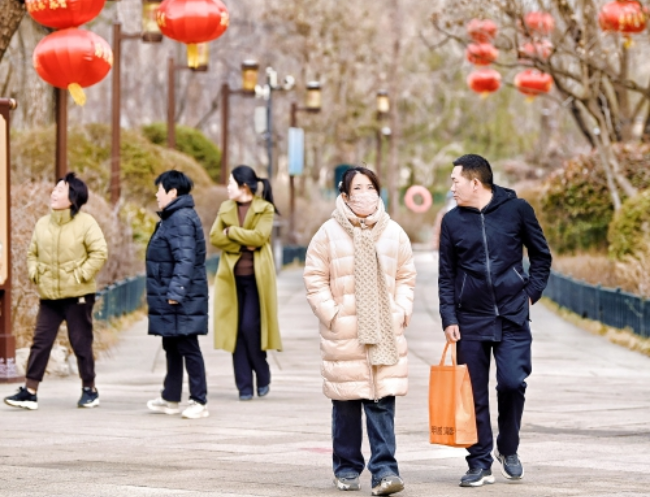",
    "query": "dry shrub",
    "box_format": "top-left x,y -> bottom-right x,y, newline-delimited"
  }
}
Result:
10,182 -> 141,352
551,254 -> 622,290
193,184 -> 229,253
